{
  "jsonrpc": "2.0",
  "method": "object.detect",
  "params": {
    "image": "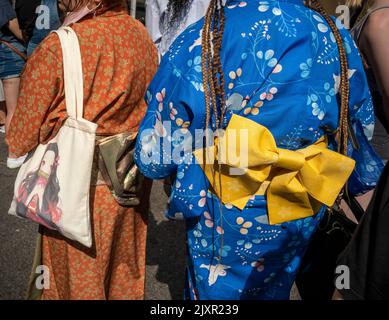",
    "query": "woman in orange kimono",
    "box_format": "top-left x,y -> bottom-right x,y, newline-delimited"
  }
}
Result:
6,0 -> 158,300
